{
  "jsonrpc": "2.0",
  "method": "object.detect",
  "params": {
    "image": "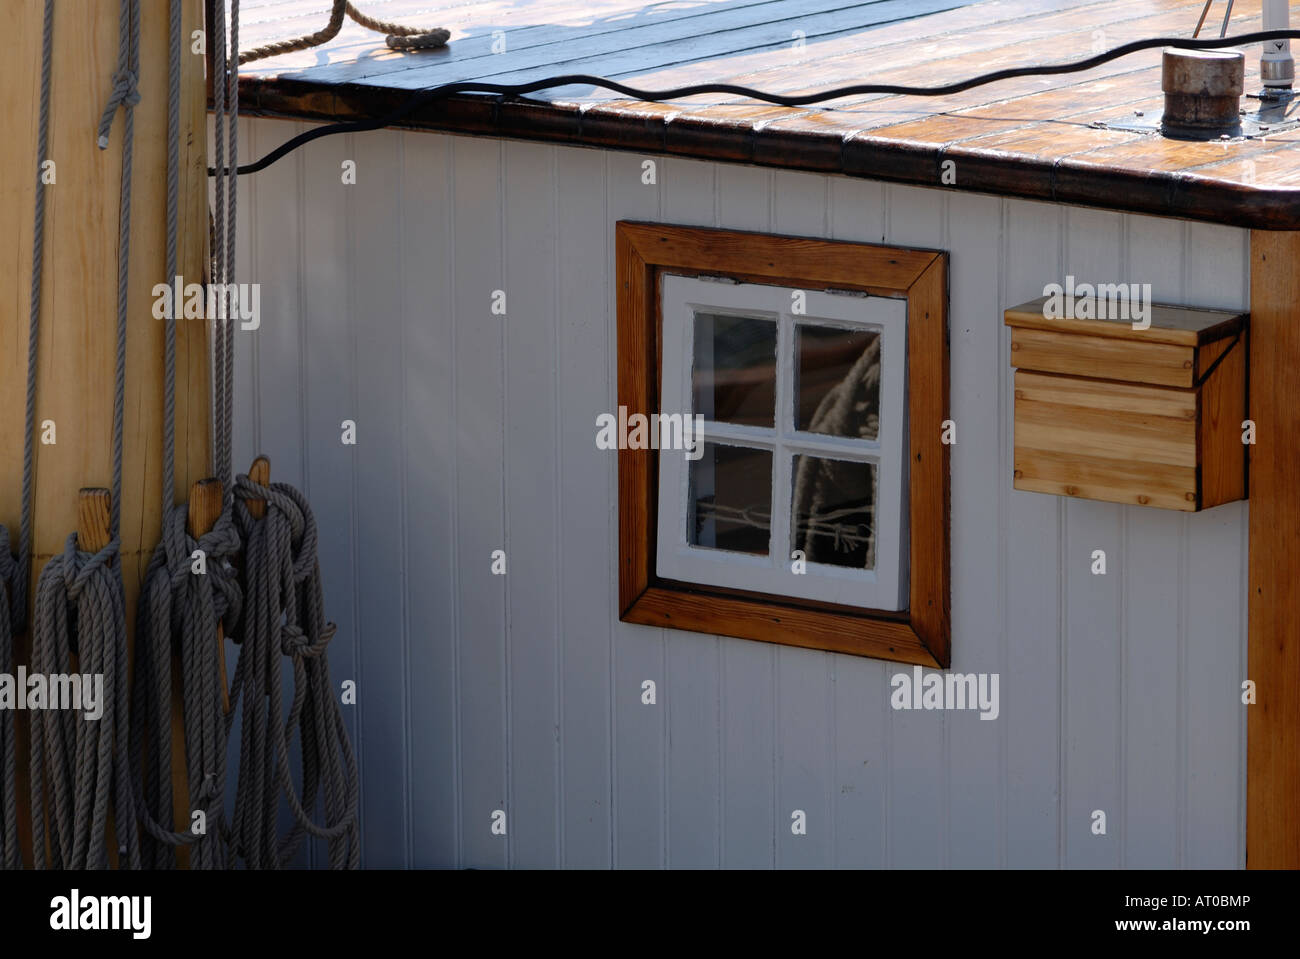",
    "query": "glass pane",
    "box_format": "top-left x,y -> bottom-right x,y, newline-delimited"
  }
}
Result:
692,312 -> 776,427
790,455 -> 876,570
794,324 -> 881,440
688,443 -> 772,555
